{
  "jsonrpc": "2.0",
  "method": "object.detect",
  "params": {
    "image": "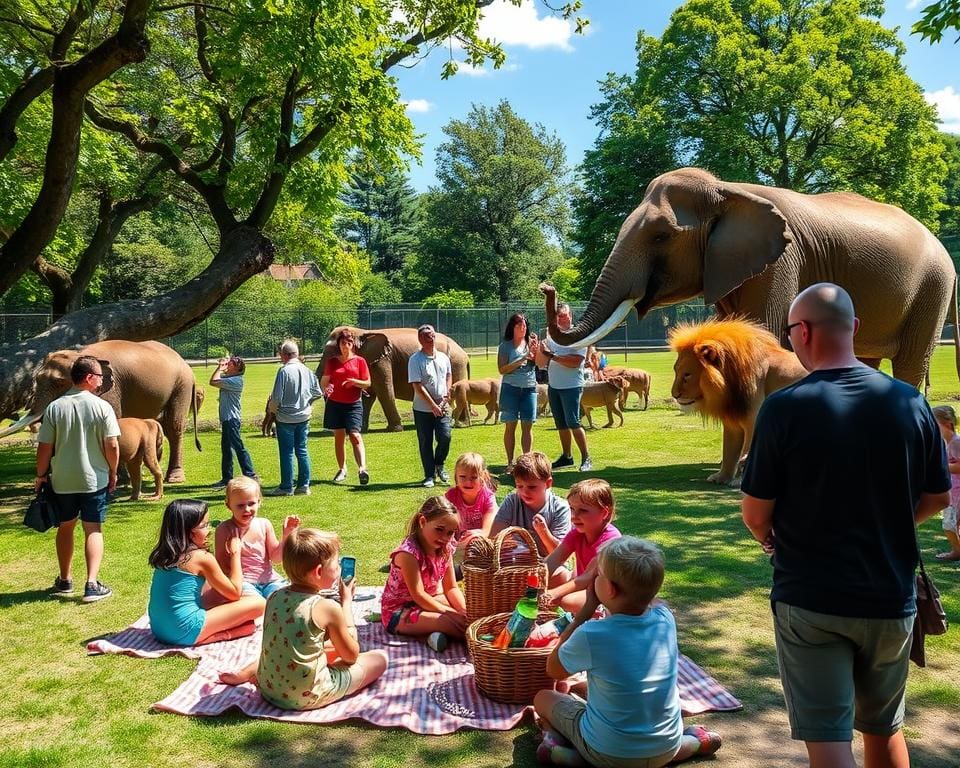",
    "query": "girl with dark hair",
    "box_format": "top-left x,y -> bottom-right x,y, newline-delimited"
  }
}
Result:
498,313 -> 540,471
148,499 -> 265,646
